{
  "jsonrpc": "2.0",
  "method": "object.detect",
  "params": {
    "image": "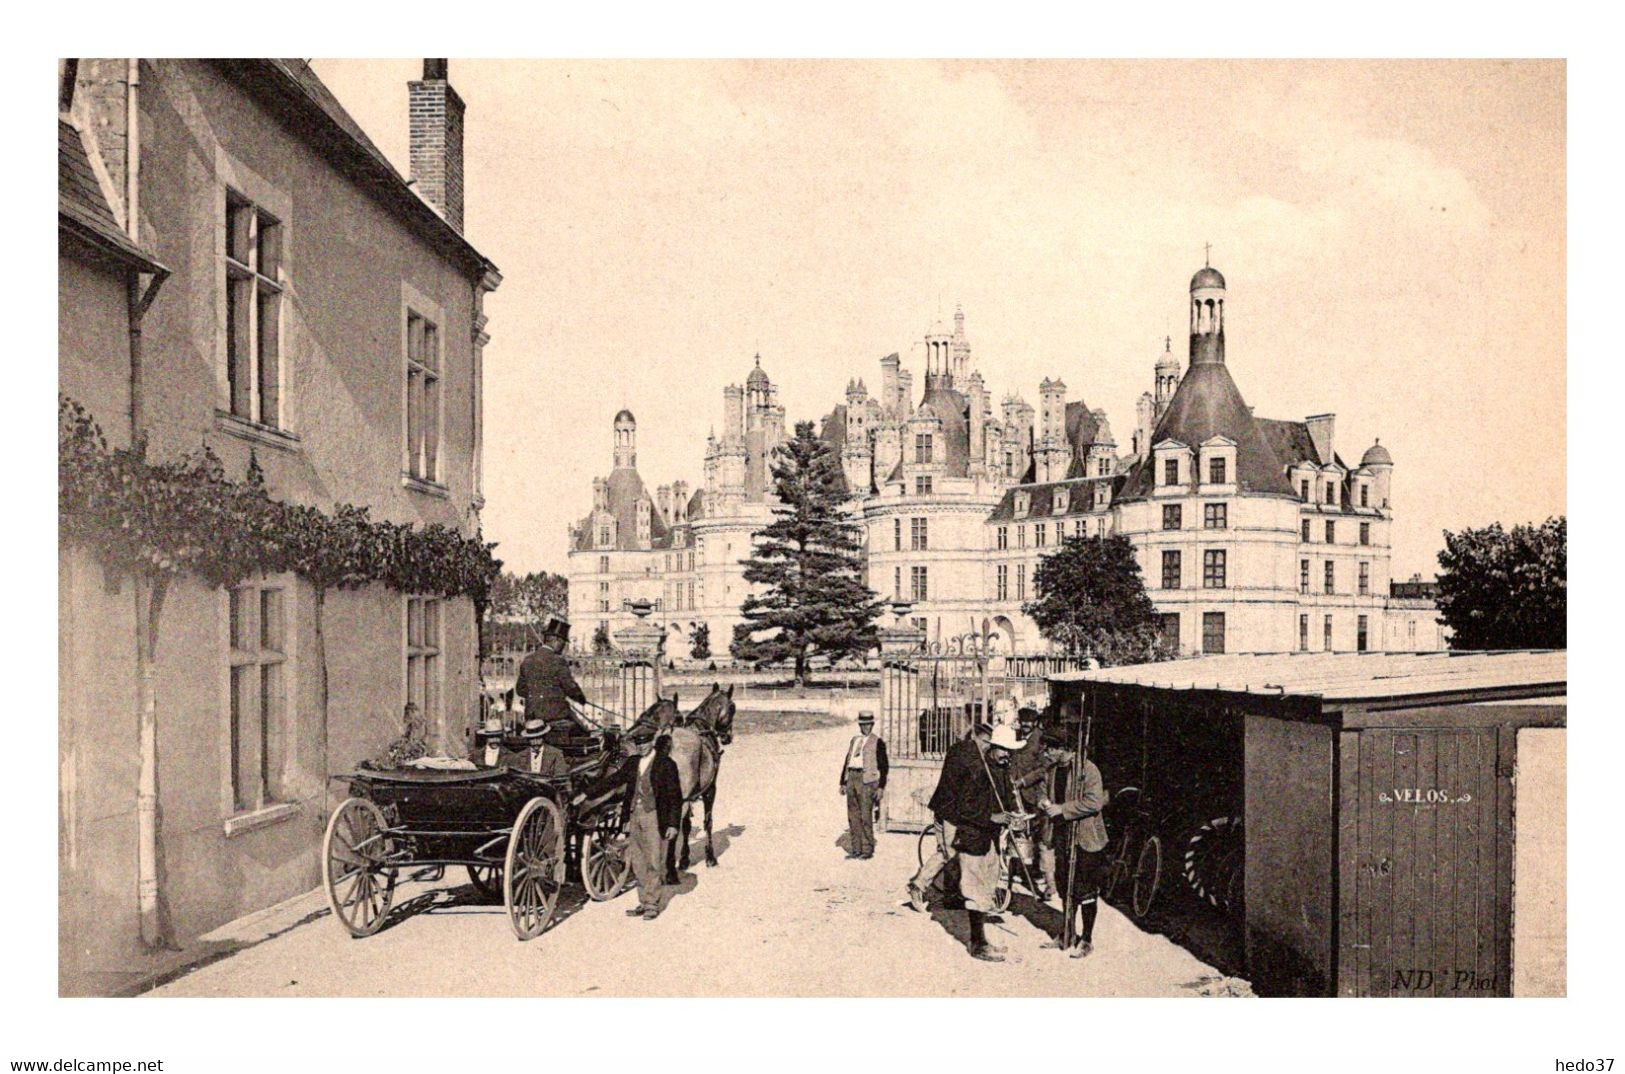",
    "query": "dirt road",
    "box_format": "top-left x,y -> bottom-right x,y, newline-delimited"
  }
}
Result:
152,723 -> 1240,997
